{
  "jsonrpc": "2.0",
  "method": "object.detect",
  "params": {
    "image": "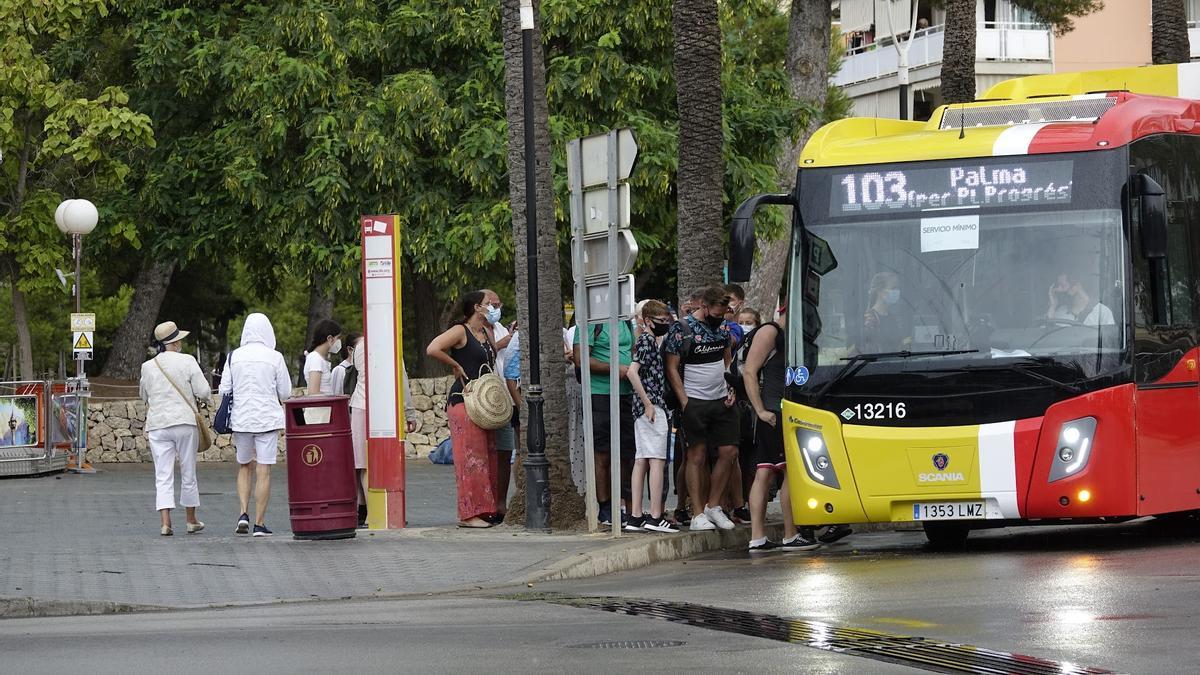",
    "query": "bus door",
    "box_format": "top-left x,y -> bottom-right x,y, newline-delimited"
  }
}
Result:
1130,134 -> 1200,516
